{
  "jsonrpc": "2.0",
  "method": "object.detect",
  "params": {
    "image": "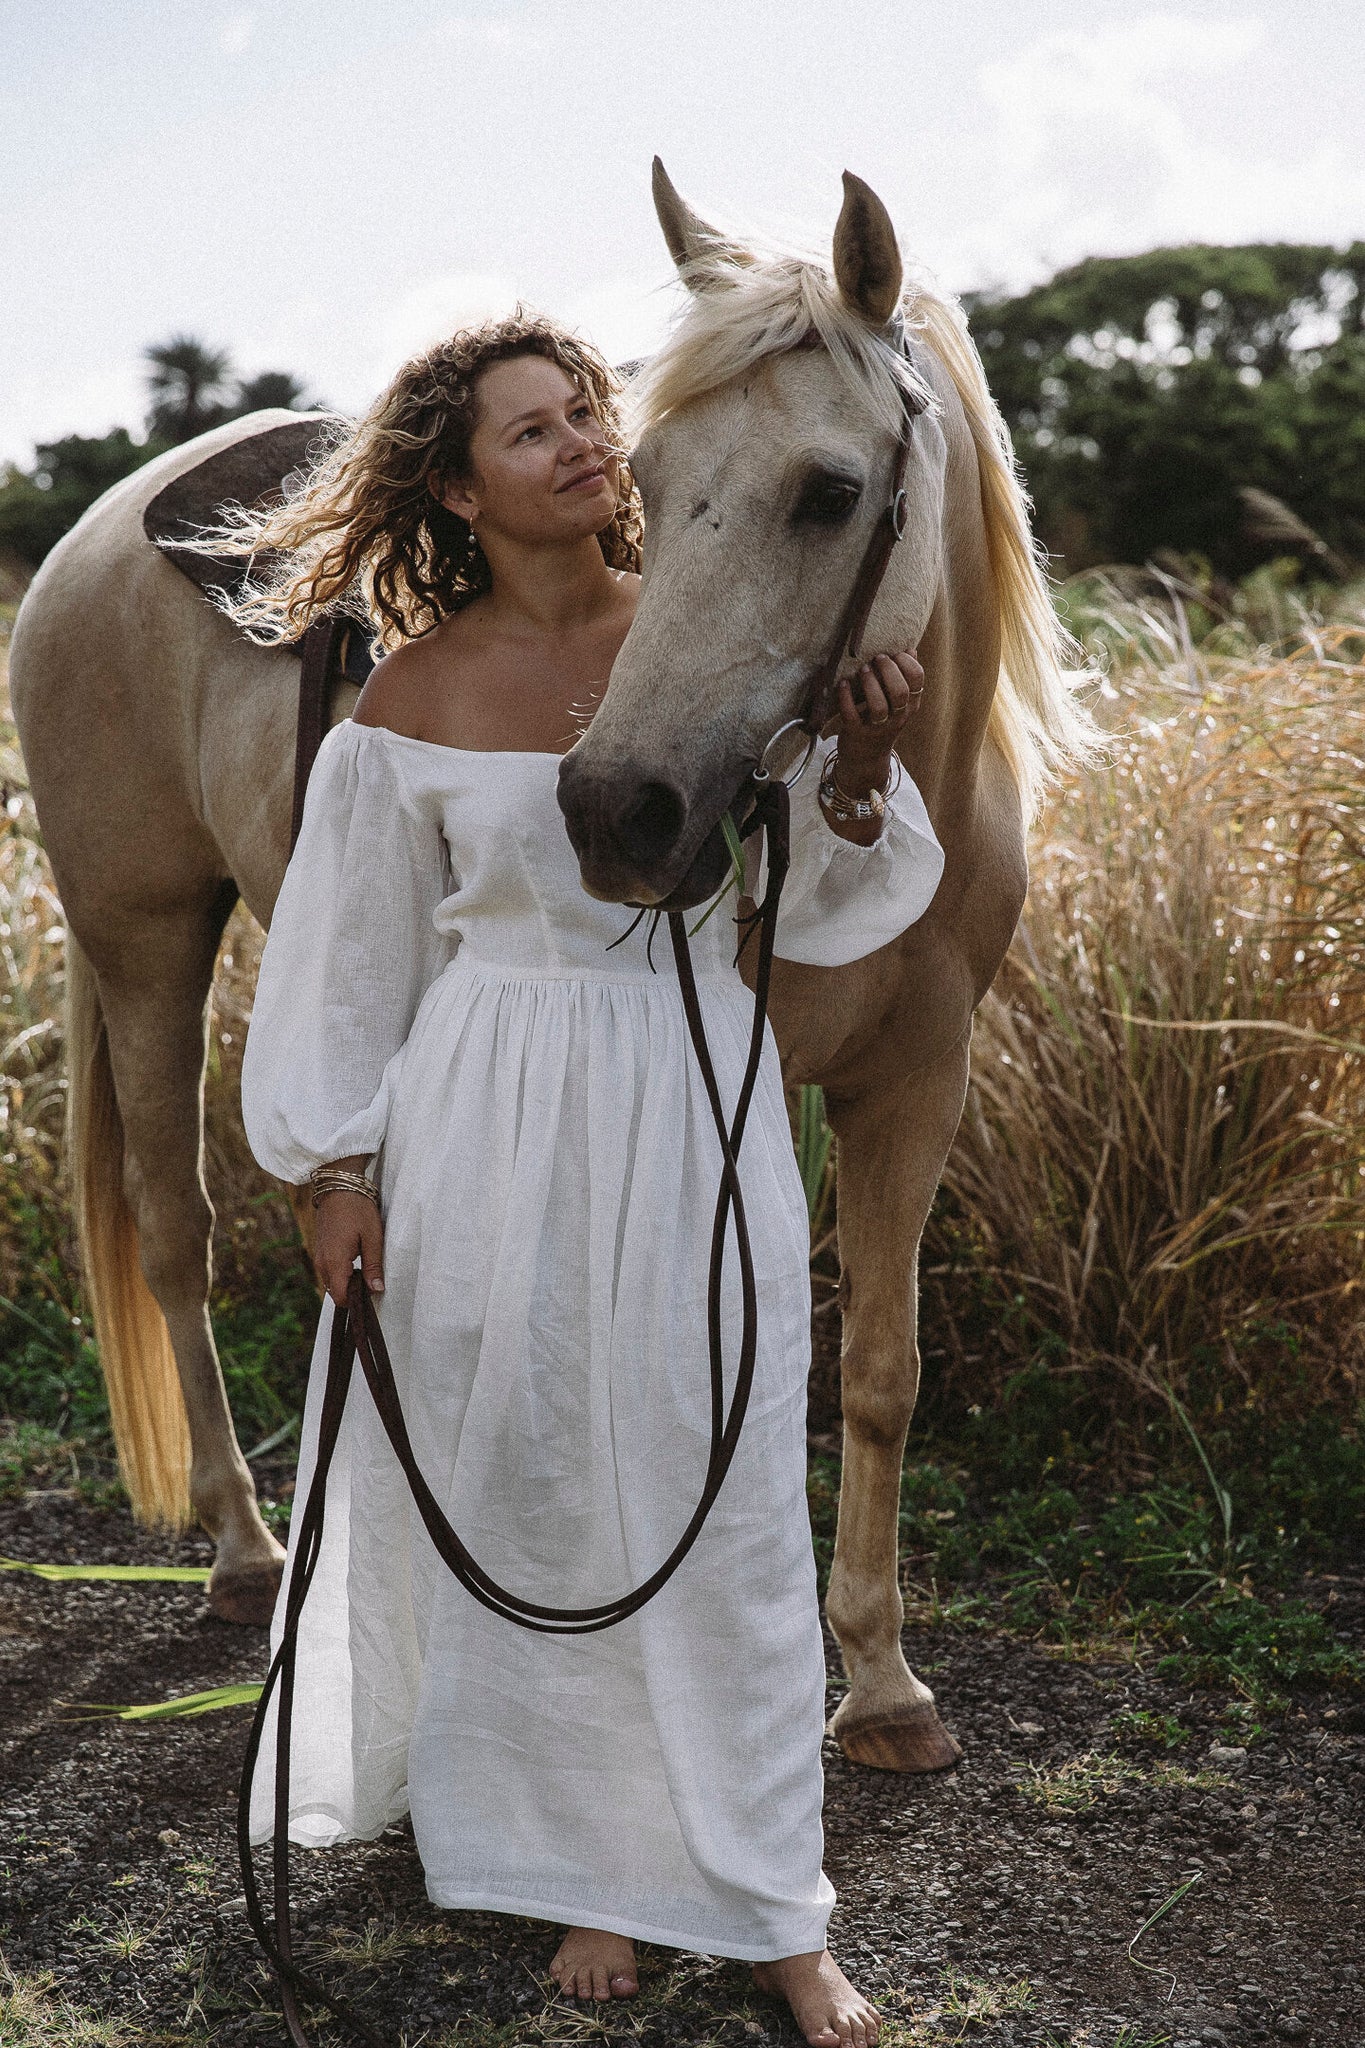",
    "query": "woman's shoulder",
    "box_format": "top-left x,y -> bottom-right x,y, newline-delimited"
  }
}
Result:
351,627 -> 454,742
